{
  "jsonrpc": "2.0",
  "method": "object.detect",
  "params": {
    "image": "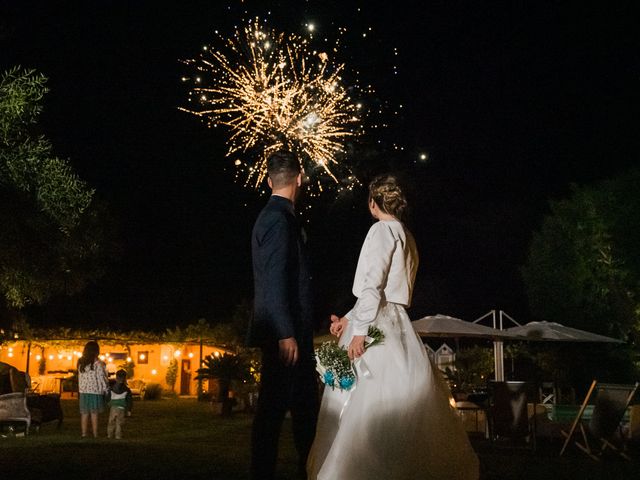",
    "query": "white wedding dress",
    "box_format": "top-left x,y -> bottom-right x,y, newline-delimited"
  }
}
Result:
307,220 -> 479,480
